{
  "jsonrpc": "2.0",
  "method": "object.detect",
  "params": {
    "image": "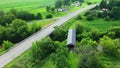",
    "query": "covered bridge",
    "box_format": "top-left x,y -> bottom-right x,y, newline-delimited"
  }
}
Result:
67,29 -> 76,49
